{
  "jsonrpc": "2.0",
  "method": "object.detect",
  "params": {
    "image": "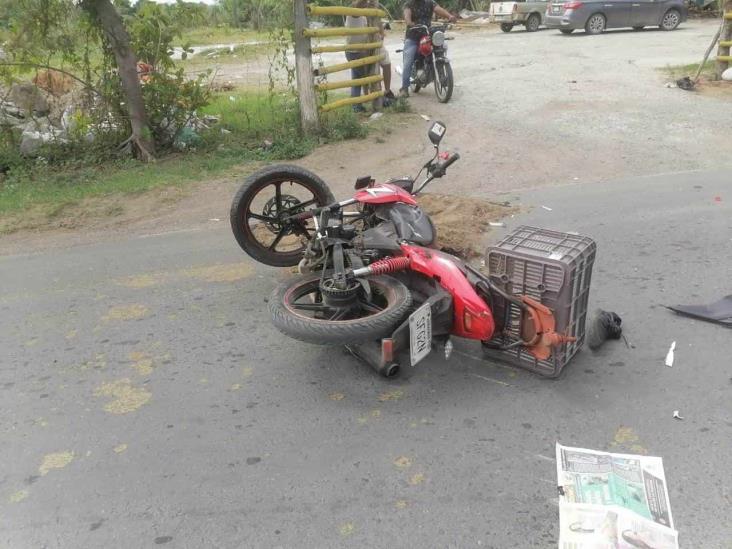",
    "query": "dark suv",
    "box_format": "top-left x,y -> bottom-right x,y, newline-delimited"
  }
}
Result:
544,0 -> 687,34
